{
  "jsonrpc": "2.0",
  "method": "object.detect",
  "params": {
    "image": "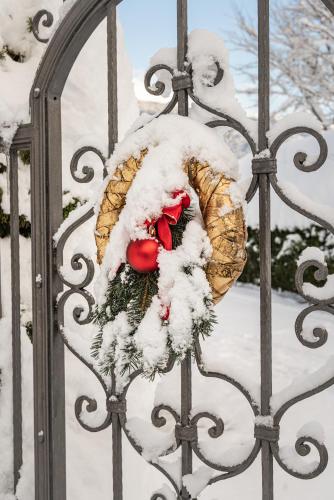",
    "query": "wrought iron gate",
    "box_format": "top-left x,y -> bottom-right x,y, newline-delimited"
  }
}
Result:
3,0 -> 334,499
